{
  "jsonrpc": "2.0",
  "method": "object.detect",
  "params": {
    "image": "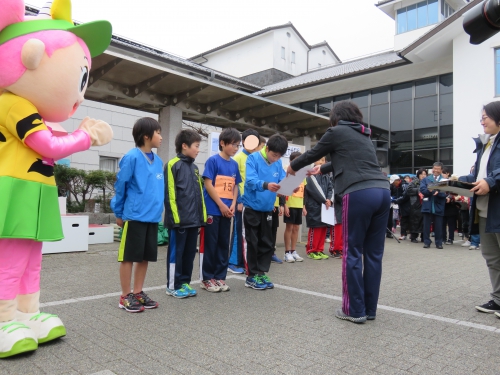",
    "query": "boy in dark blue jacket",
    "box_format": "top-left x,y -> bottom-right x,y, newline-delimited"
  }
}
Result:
164,129 -> 206,299
111,118 -> 164,313
243,134 -> 288,290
